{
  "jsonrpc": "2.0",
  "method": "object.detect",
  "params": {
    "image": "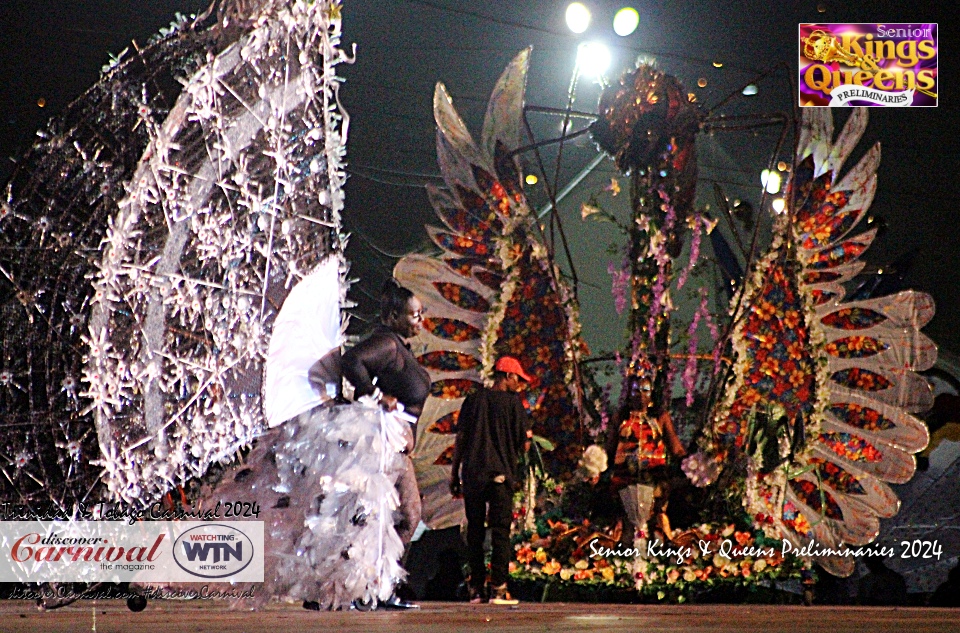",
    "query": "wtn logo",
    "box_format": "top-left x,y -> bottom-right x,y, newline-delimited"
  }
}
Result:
181,541 -> 243,563
172,524 -> 256,579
